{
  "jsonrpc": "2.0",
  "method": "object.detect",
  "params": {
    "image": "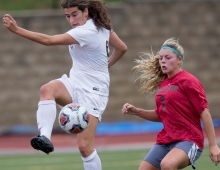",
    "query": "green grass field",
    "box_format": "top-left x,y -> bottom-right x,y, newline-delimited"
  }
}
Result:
0,147 -> 219,170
